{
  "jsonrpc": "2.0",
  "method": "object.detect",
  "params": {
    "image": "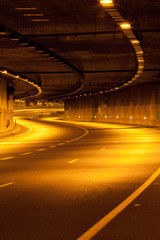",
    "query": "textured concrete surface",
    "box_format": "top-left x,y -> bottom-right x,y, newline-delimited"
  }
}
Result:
64,84 -> 160,126
0,79 -> 14,132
